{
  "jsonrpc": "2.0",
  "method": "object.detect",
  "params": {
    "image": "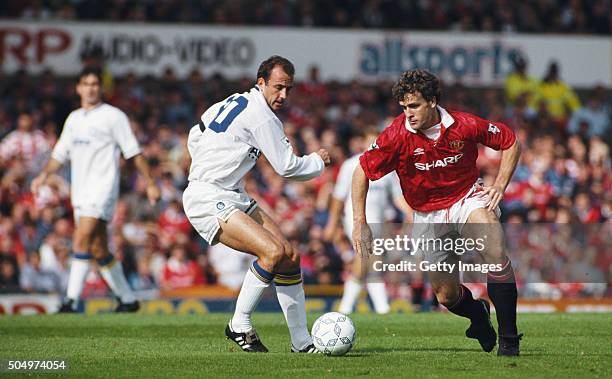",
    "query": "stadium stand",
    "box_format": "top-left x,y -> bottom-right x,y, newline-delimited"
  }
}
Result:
0,1 -> 609,300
